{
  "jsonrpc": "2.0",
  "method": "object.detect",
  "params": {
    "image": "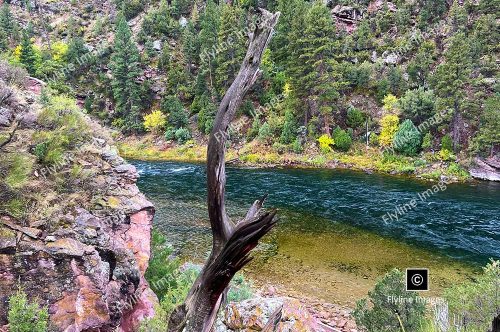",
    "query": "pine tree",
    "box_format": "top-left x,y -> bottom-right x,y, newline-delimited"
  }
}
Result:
199,0 -> 220,93
110,13 -> 143,132
182,21 -> 199,68
432,33 -> 472,149
19,29 -> 37,76
272,0 -> 306,67
215,3 -> 246,95
289,2 -> 347,131
0,4 -> 16,42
